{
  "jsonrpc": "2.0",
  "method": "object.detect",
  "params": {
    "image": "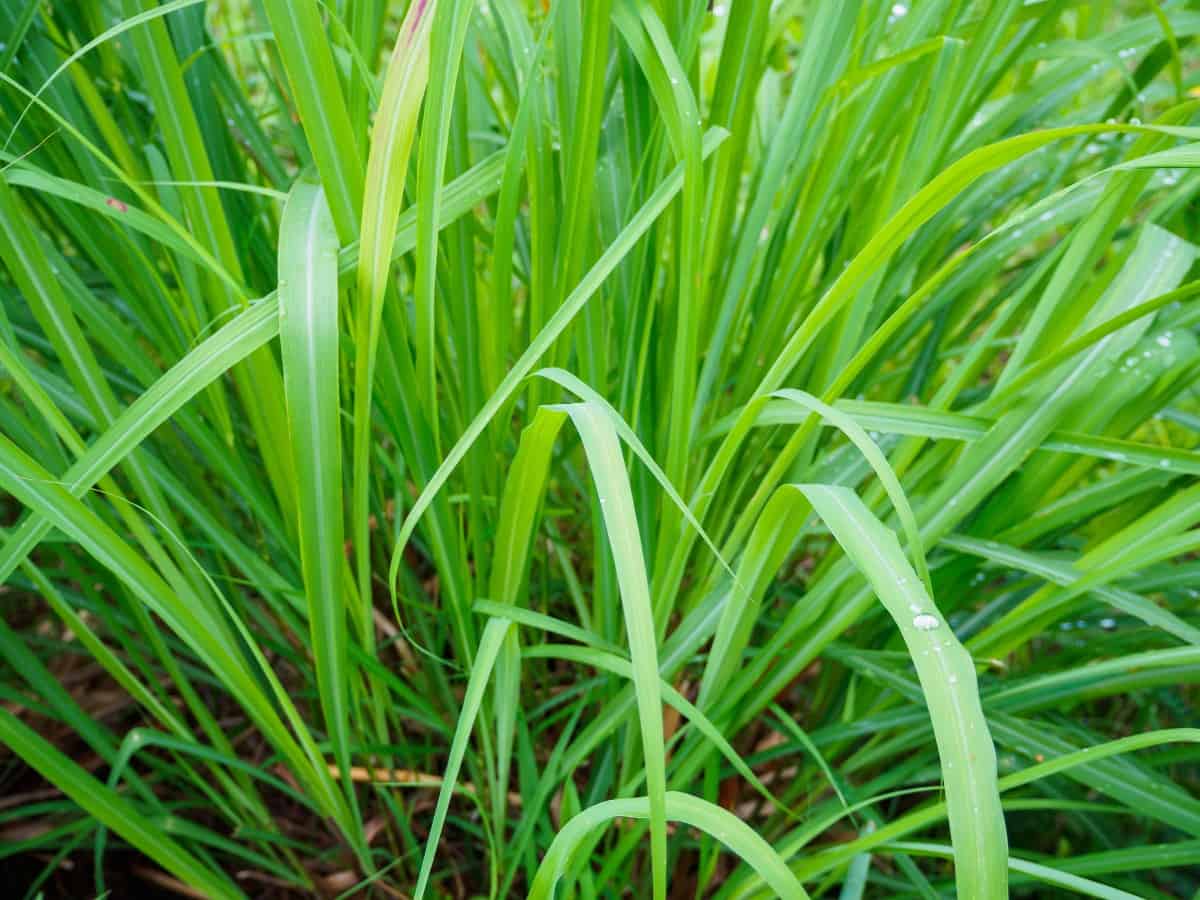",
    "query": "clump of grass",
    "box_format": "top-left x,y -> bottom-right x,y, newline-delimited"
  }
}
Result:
1,1 -> 1200,897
